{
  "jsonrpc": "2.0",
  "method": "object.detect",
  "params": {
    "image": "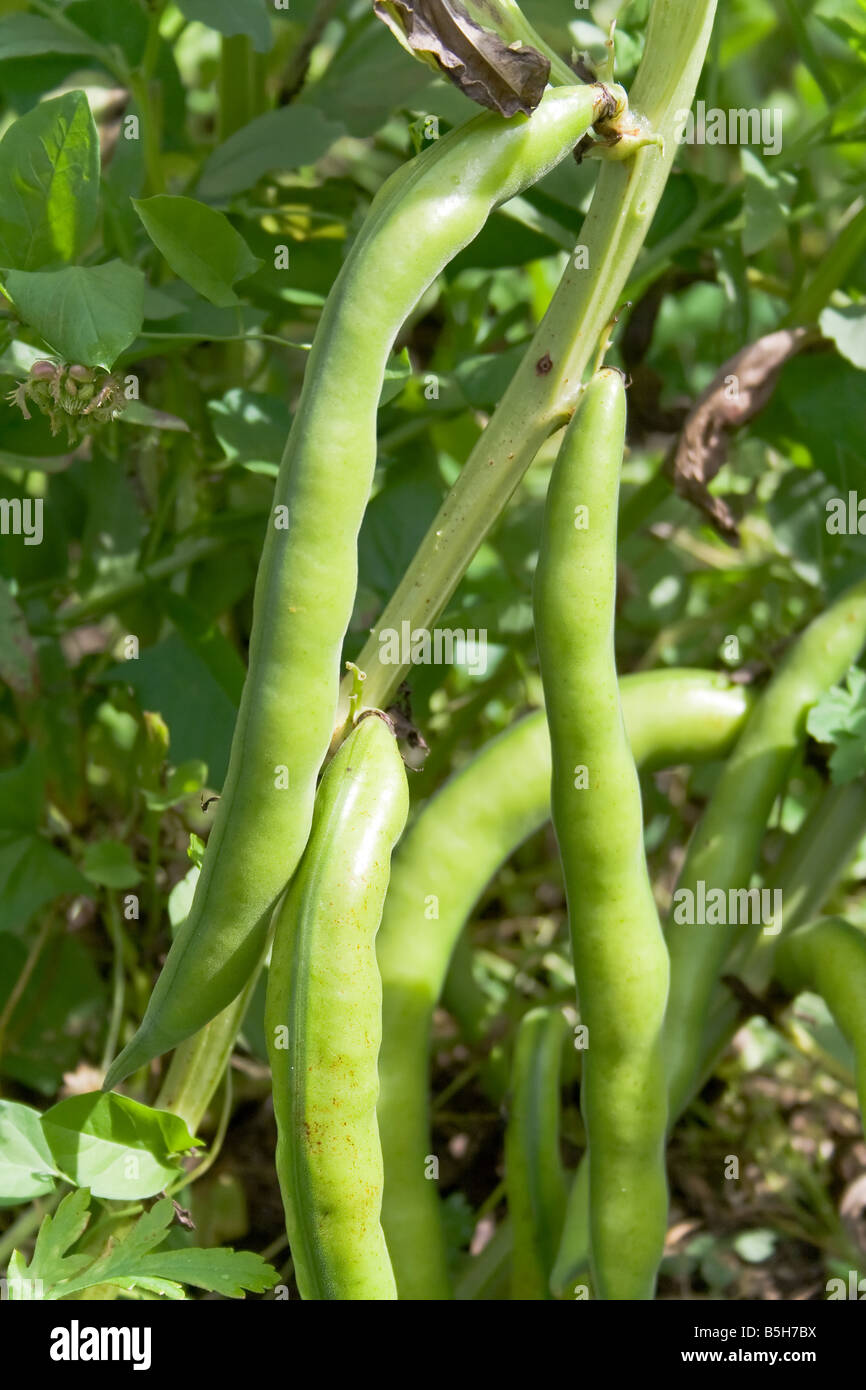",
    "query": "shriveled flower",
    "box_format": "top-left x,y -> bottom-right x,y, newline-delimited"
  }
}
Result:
6,358 -> 127,444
